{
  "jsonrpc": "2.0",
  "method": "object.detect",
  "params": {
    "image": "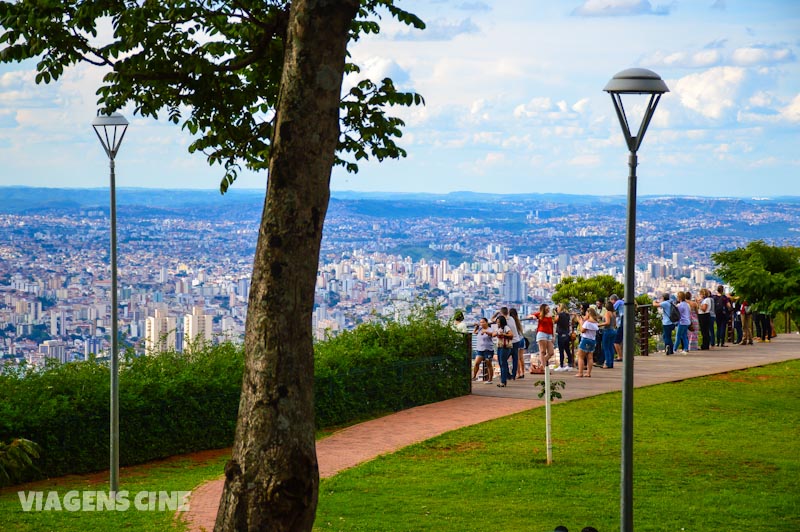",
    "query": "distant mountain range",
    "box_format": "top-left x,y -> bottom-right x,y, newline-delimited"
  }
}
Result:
1,186 -> 798,214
